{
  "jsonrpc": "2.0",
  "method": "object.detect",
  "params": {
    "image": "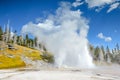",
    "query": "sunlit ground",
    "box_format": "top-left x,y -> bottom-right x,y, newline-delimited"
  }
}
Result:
0,65 -> 120,80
